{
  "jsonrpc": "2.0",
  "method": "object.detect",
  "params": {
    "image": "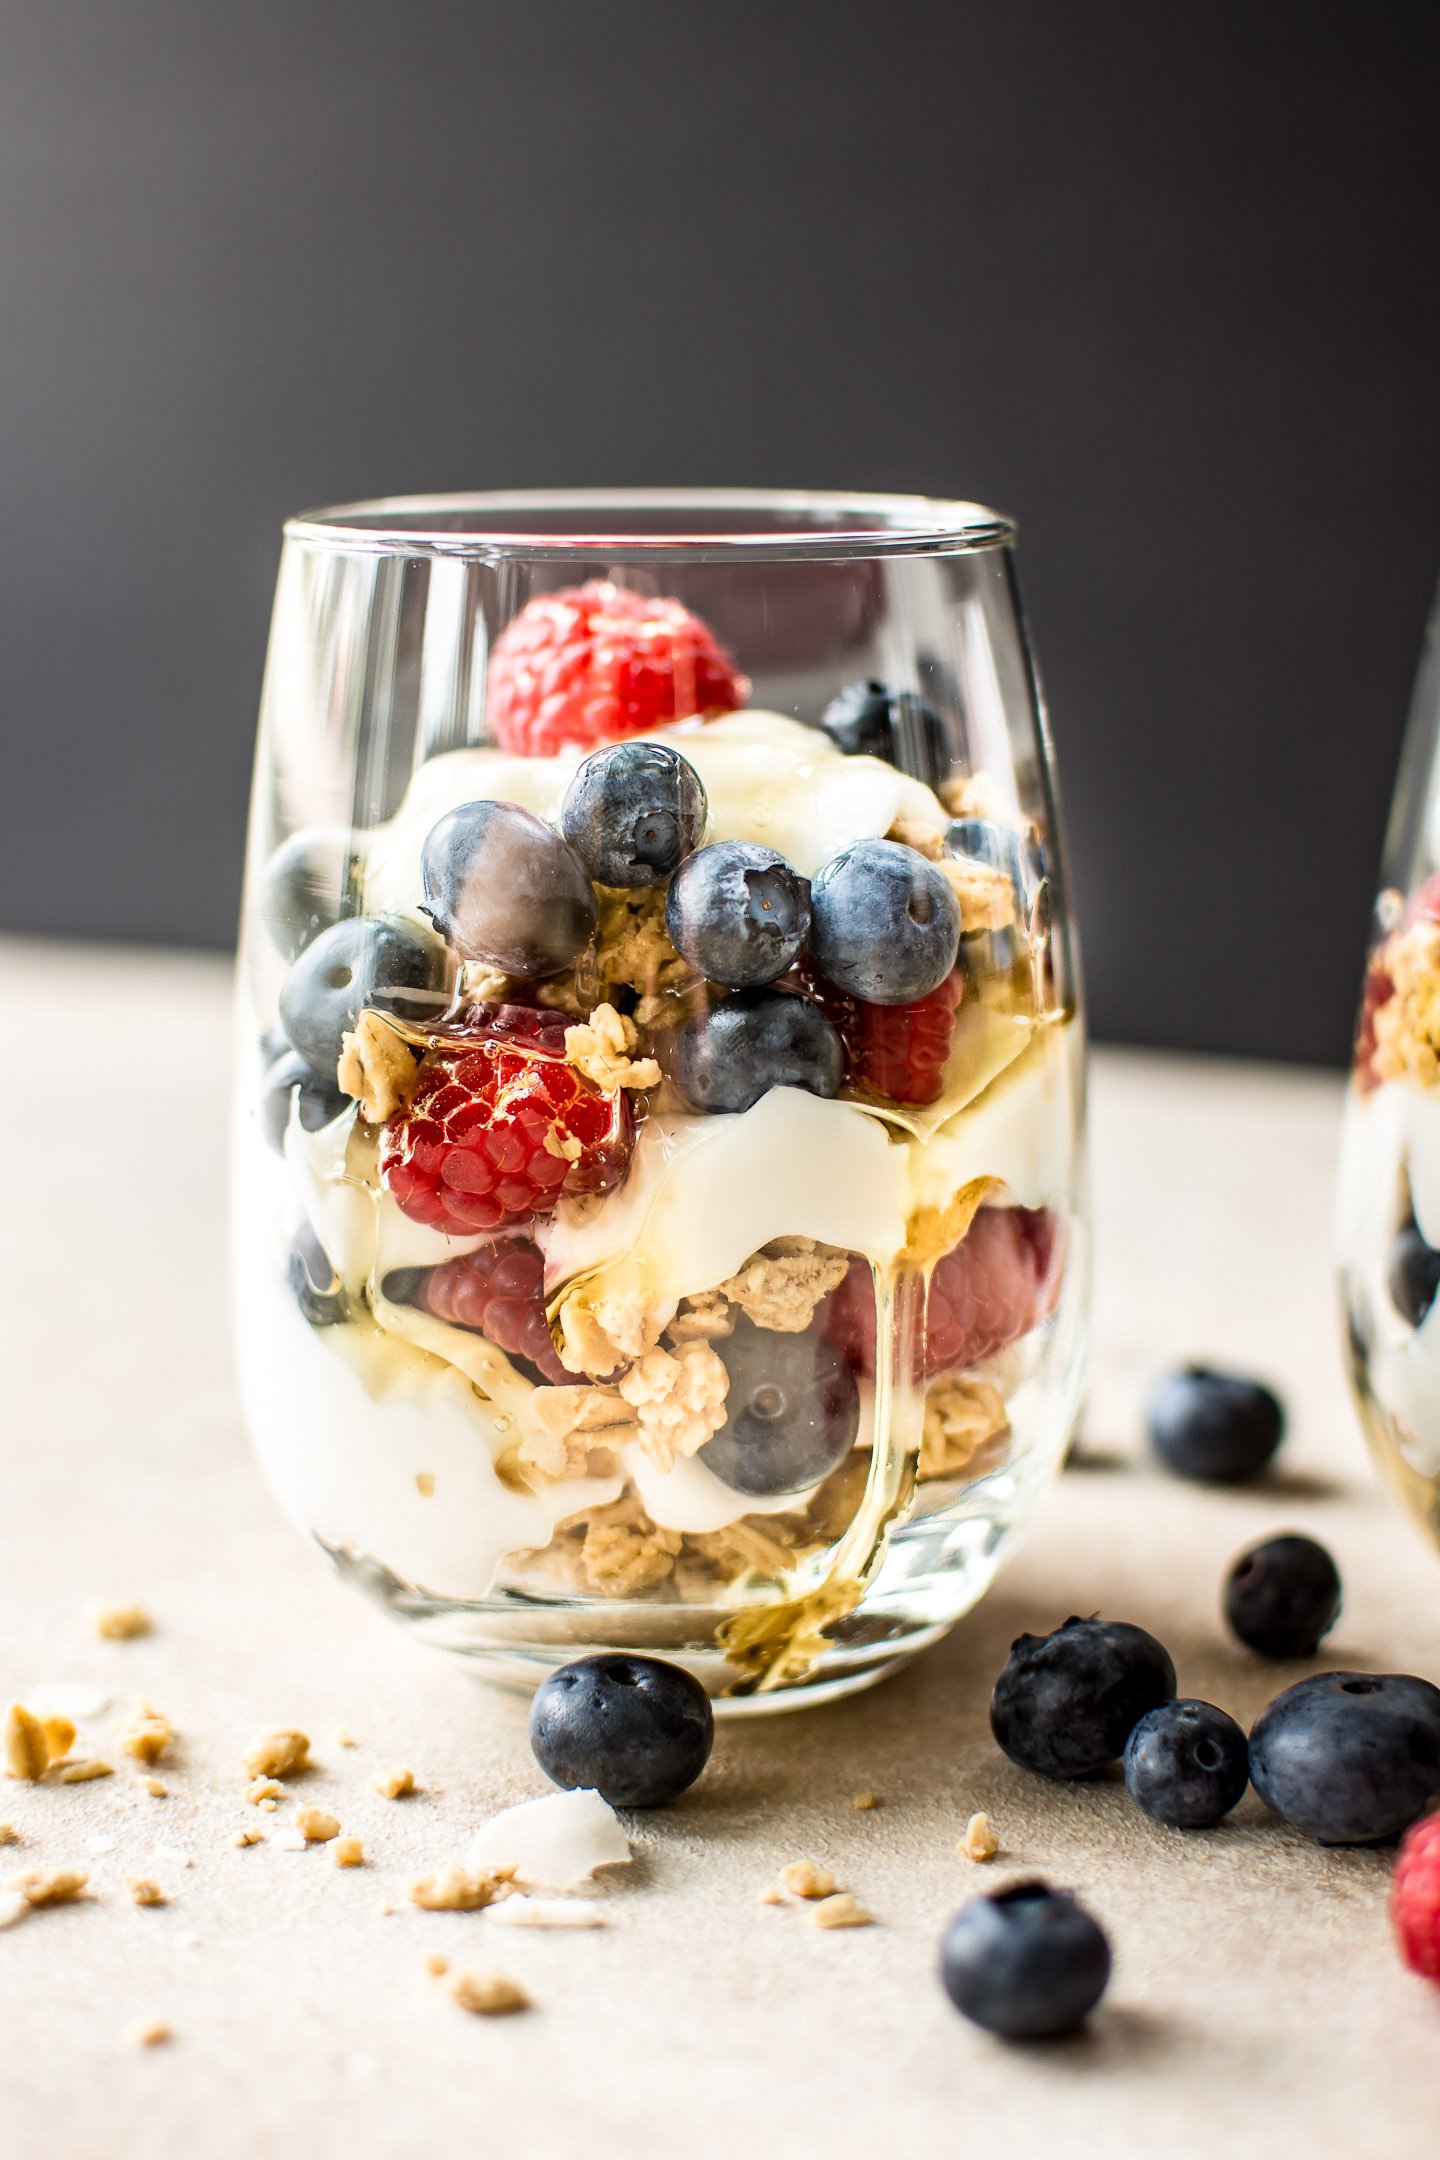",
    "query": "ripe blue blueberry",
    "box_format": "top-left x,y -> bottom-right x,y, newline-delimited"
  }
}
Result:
671,991 -> 843,1114
700,1315 -> 860,1497
1224,1534 -> 1341,1659
529,1653 -> 714,1808
559,741 -> 707,889
287,1226 -> 348,1328
259,827 -> 358,961
809,839 -> 961,1004
421,799 -> 597,974
940,1882 -> 1111,2039
1123,1699 -> 1250,1828
665,840 -> 810,988
260,1049 -> 351,1153
1248,1670 -> 1440,1844
990,1616 -> 1177,1779
1145,1366 -> 1284,1484
820,680 -> 949,788
1389,1220 -> 1440,1327
279,915 -> 446,1077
